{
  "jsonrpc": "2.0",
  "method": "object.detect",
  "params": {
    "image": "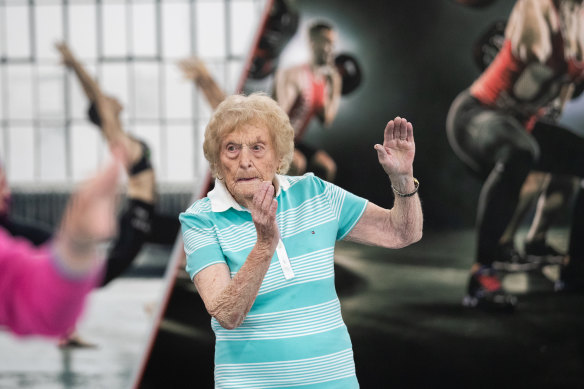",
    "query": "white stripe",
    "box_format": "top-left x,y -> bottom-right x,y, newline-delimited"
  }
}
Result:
261,252 -> 331,284
213,299 -> 344,340
260,247 -> 333,283
258,247 -> 335,295
217,222 -> 254,240
216,223 -> 257,253
260,274 -> 335,296
215,349 -> 355,388
237,298 -> 337,319
217,361 -> 355,378
184,199 -> 212,214
259,271 -> 335,296
214,323 -> 346,341
216,348 -> 352,368
191,190 -> 337,255
277,193 -> 335,238
324,183 -> 346,221
217,365 -> 355,386
183,226 -> 217,254
231,304 -> 339,326
276,192 -> 328,223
